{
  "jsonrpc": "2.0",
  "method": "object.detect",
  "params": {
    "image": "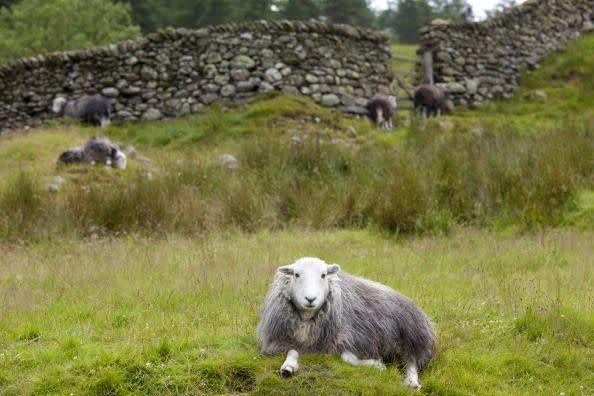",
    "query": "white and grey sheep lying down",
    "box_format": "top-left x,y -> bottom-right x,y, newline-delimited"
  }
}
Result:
58,136 -> 127,170
257,257 -> 436,390
52,94 -> 111,128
